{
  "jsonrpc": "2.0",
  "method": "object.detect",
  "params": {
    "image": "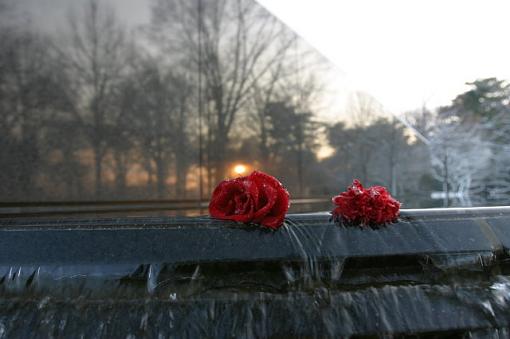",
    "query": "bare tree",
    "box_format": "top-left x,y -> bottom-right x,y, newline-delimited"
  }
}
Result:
60,0 -> 129,198
348,91 -> 382,128
248,60 -> 285,168
150,0 -> 295,183
345,92 -> 384,183
119,55 -> 194,199
427,117 -> 492,206
0,20 -> 71,199
423,79 -> 510,206
327,116 -> 410,196
365,118 -> 409,195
